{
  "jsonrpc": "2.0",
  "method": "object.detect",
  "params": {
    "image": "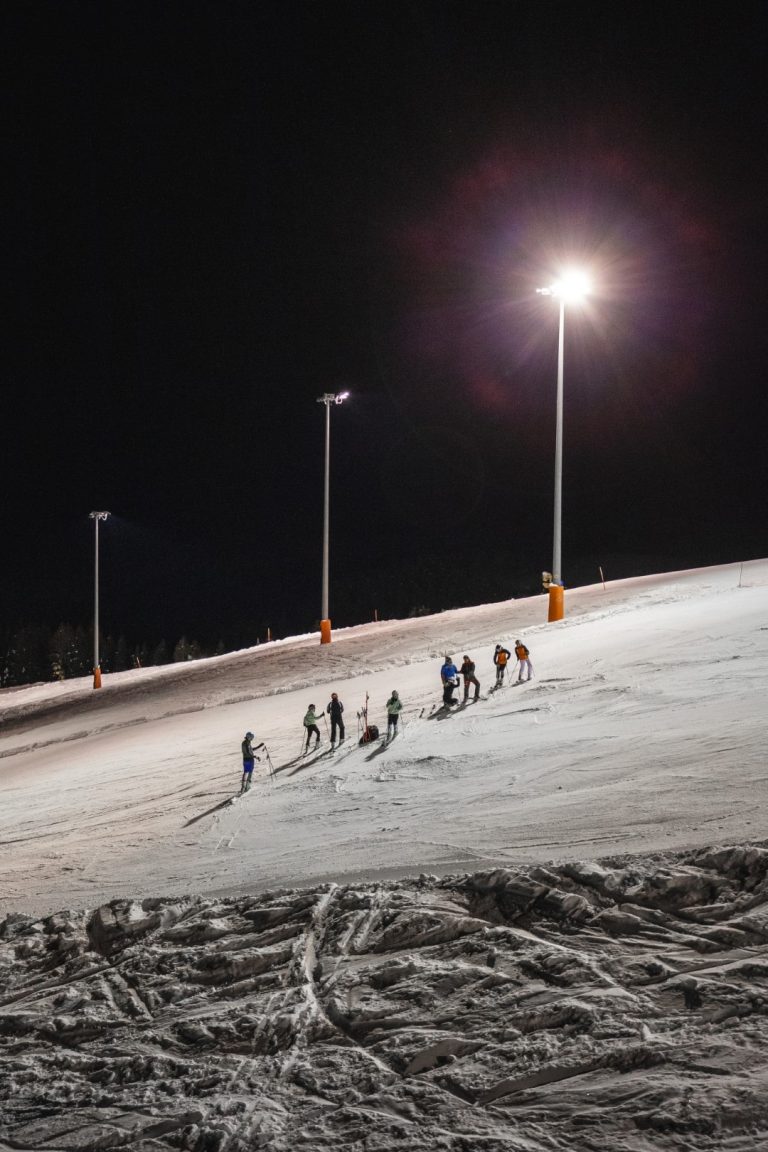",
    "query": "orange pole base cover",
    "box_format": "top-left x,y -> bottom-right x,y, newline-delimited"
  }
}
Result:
320,619 -> 332,645
548,585 -> 565,622
93,667 -> 102,689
